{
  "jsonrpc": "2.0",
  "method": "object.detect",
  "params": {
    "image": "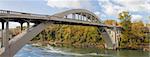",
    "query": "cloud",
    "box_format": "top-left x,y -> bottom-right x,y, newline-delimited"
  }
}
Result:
94,11 -> 107,19
45,0 -> 101,13
94,11 -> 101,16
114,0 -> 150,12
45,0 -> 103,20
98,0 -> 117,16
45,0 -> 98,10
131,15 -> 143,22
45,0 -> 149,23
46,0 -> 81,8
98,0 -> 150,16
